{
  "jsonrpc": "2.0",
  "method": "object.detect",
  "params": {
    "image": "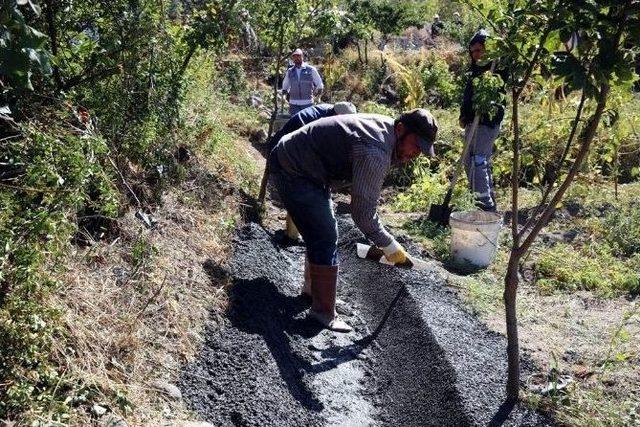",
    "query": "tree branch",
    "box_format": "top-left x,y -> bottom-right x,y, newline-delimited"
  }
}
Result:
518,89 -> 587,238
519,82 -> 610,252
44,0 -> 62,90
510,87 -> 520,246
